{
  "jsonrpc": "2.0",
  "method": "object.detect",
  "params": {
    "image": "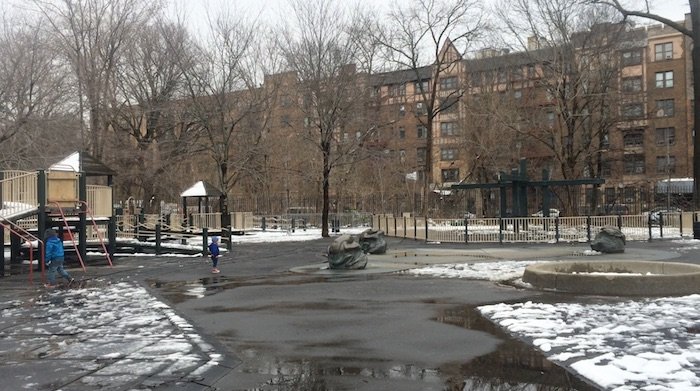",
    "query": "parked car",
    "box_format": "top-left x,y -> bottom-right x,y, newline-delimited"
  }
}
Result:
644,207 -> 682,225
531,208 -> 560,218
